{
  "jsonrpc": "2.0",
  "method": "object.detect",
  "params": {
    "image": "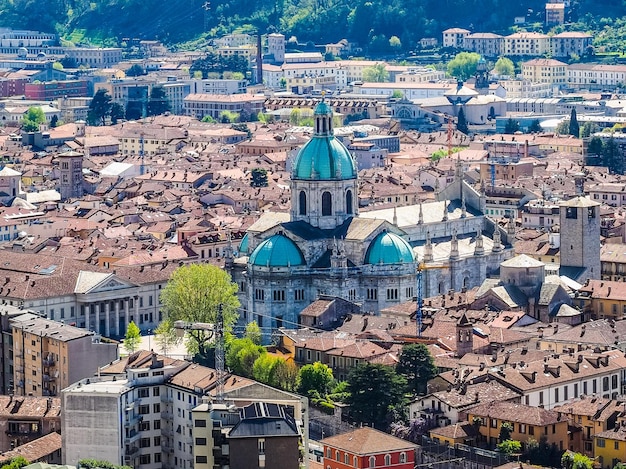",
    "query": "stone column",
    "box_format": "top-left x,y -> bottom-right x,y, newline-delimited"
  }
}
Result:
84,304 -> 89,331
124,298 -> 130,334
134,295 -> 139,324
94,303 -> 100,335
104,302 -> 110,337
114,300 -> 121,337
